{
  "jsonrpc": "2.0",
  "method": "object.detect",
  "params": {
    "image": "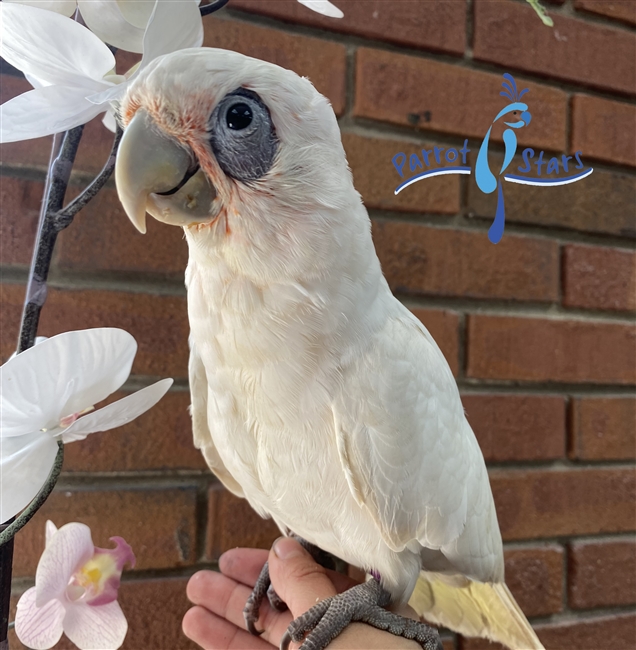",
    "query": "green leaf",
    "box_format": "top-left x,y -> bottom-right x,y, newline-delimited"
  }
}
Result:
526,0 -> 554,27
